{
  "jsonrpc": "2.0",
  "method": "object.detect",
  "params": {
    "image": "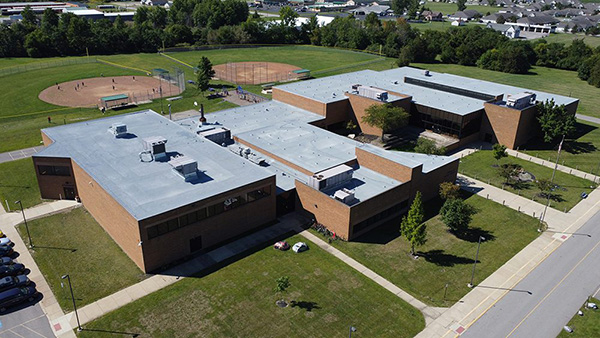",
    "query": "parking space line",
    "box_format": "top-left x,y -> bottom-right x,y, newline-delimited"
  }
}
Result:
8,328 -> 26,338
21,324 -> 49,338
